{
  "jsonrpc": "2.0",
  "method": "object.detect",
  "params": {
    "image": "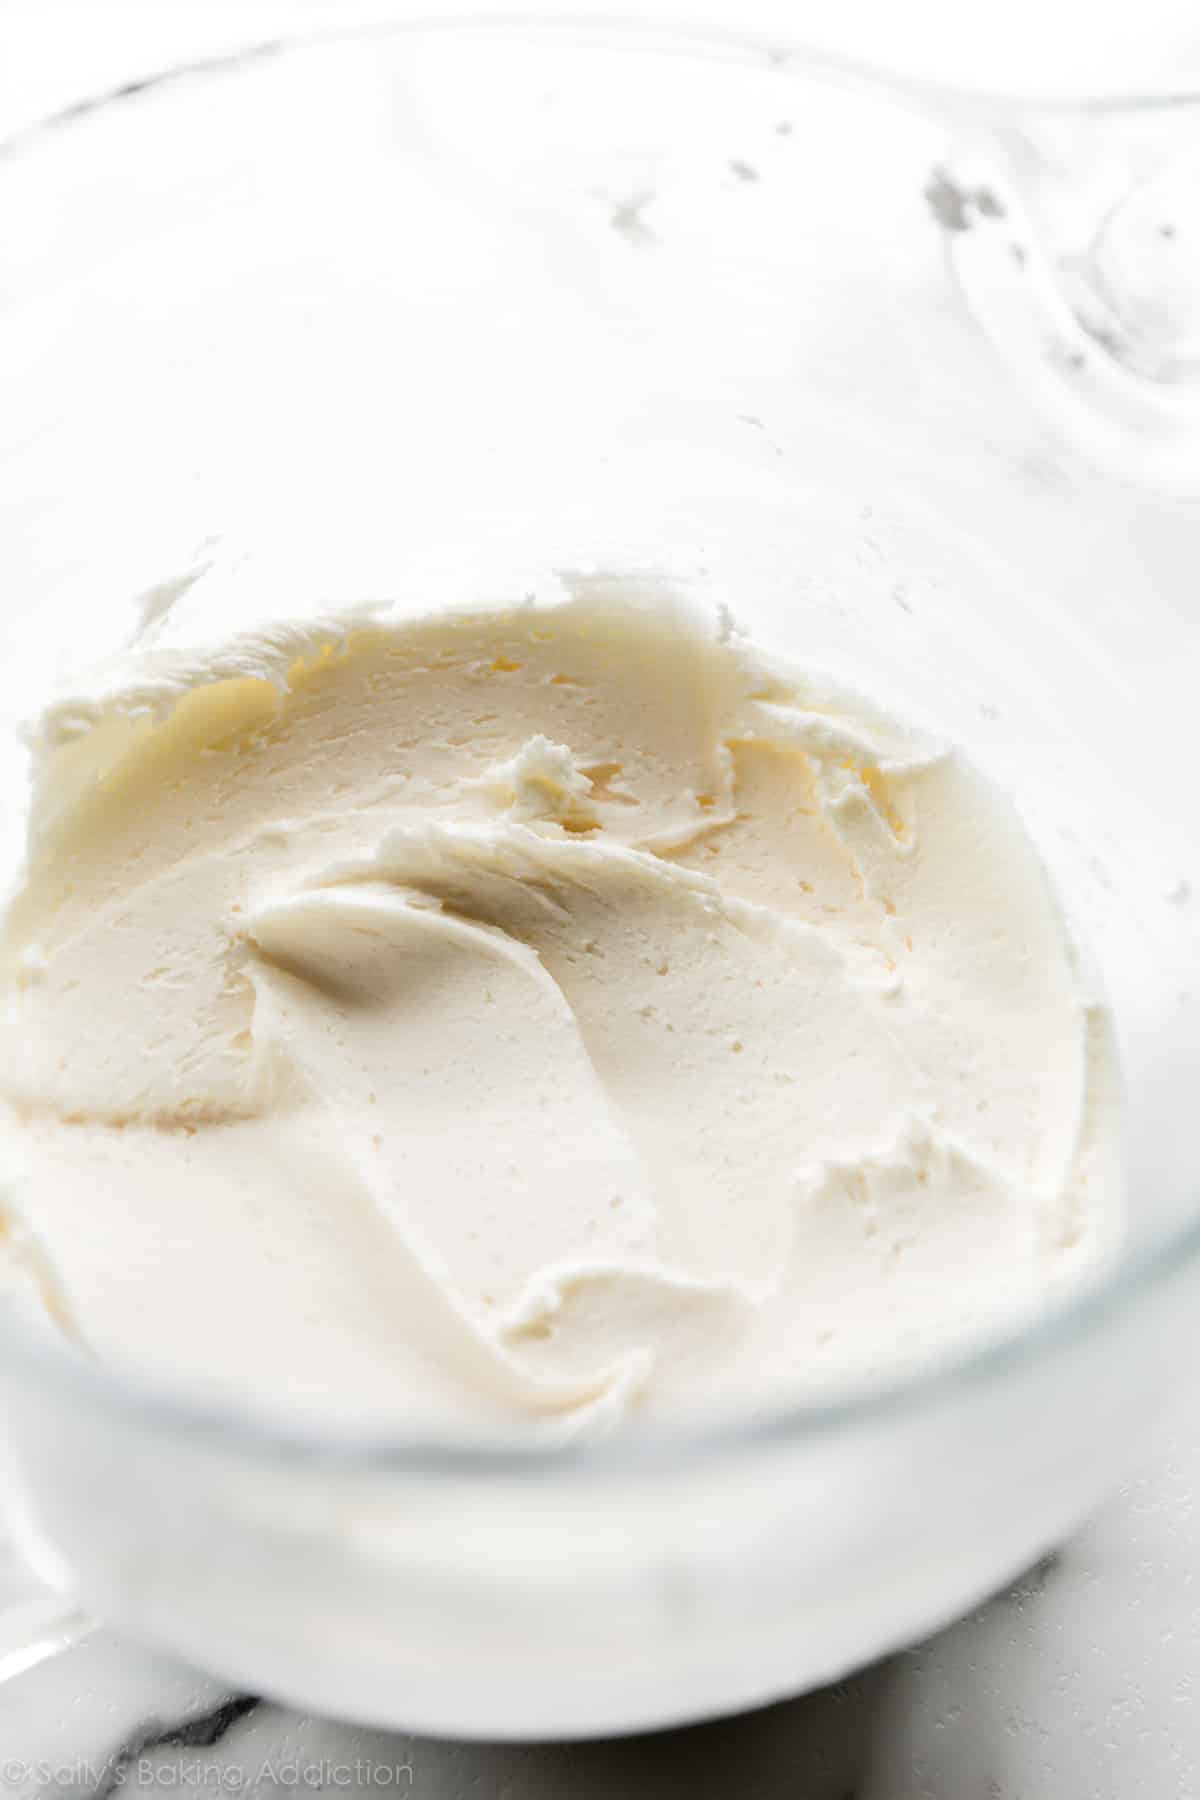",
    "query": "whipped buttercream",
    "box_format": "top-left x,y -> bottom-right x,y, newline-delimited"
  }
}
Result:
0,579 -> 1122,1432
